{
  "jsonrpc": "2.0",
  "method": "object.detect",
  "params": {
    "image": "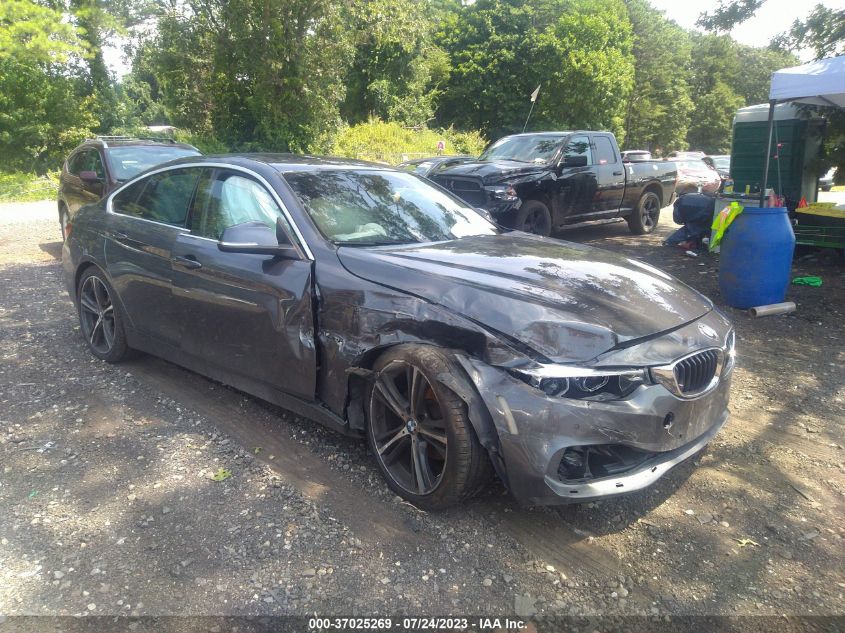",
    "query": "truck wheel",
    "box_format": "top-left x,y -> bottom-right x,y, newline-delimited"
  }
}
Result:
367,344 -> 492,510
628,191 -> 661,235
514,200 -> 552,237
